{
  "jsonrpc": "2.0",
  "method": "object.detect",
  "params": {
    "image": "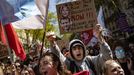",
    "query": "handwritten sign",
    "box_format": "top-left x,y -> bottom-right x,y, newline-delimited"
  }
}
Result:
56,0 -> 97,34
